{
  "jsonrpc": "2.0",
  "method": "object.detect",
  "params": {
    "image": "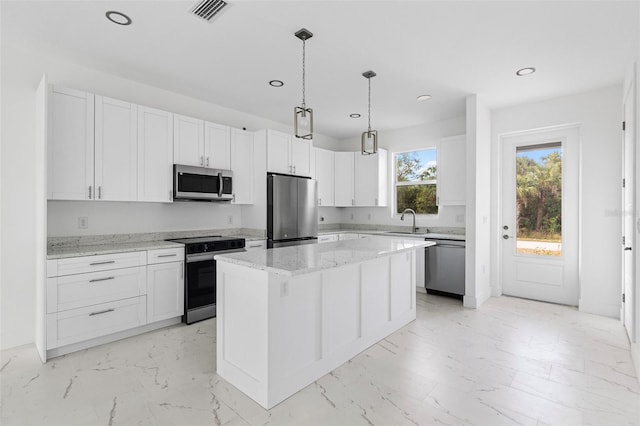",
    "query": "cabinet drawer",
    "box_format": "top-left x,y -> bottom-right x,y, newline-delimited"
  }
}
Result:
46,296 -> 147,349
318,234 -> 338,244
47,266 -> 146,314
147,247 -> 184,264
245,240 -> 267,250
51,251 -> 147,277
